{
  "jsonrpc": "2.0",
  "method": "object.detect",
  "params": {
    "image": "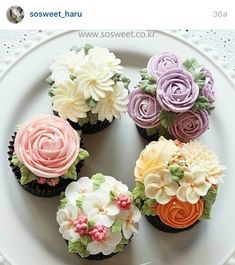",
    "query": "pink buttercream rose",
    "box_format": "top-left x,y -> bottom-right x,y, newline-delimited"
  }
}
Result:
14,115 -> 80,178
